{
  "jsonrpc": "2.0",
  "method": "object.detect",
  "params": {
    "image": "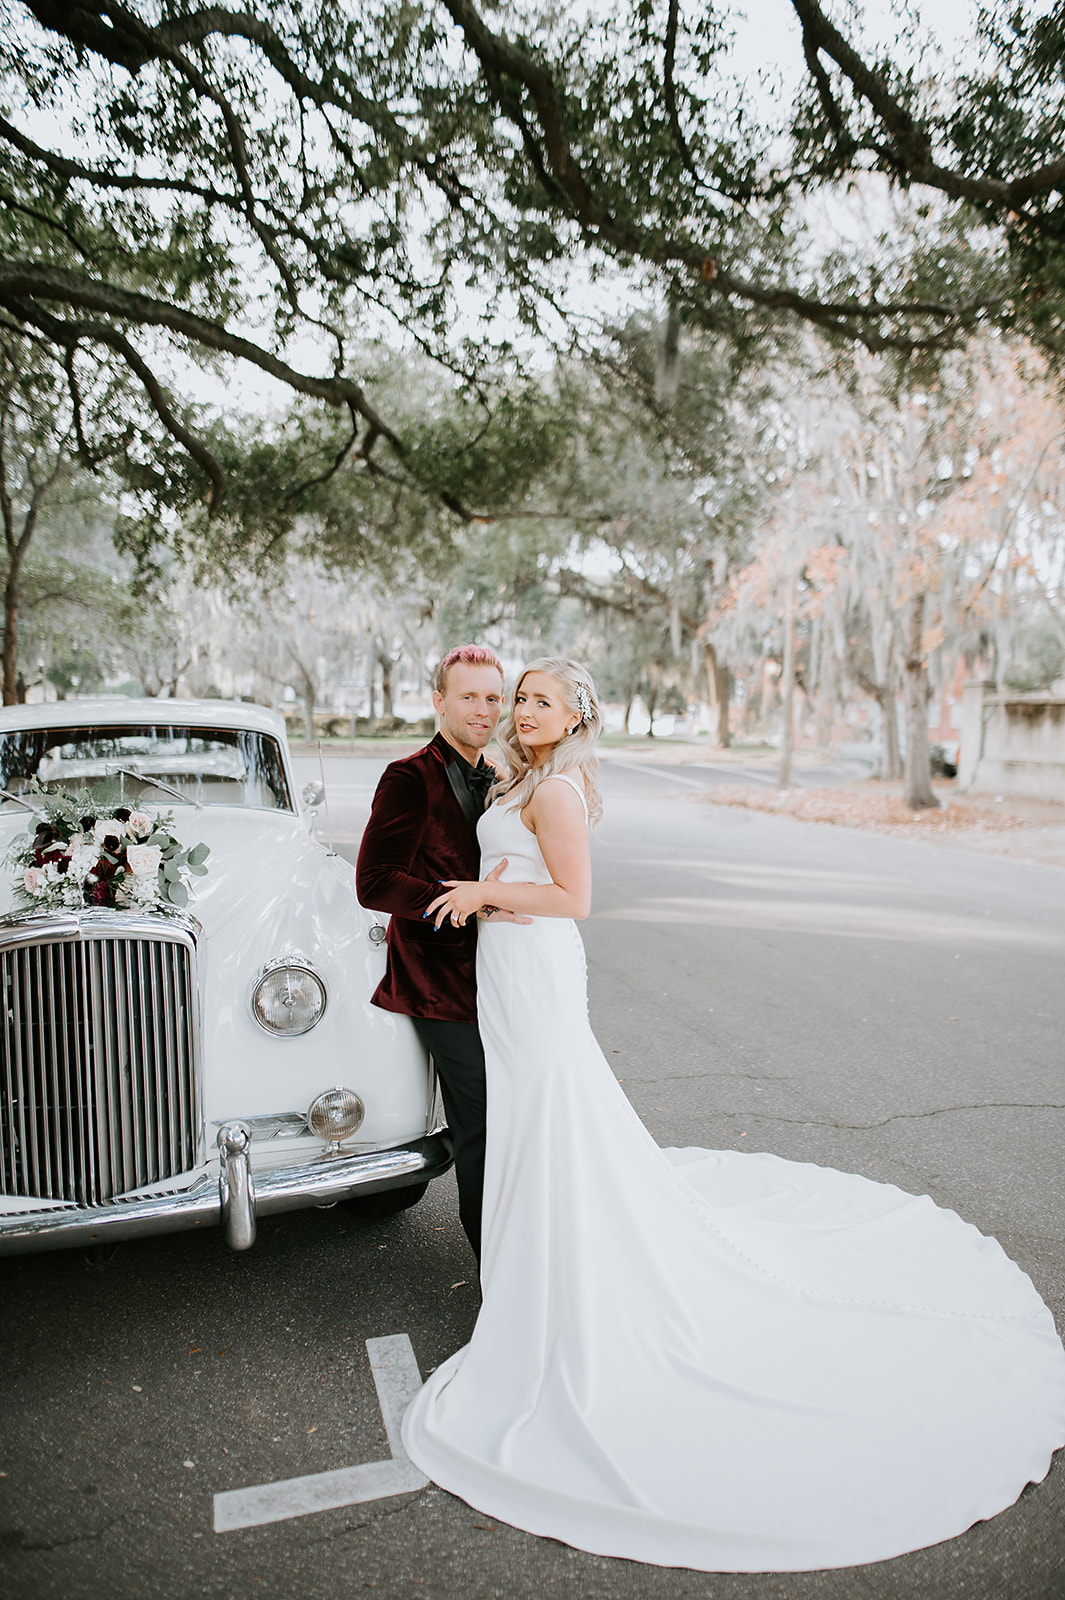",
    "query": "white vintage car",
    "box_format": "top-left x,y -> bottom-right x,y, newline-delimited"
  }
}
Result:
0,699 -> 449,1254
